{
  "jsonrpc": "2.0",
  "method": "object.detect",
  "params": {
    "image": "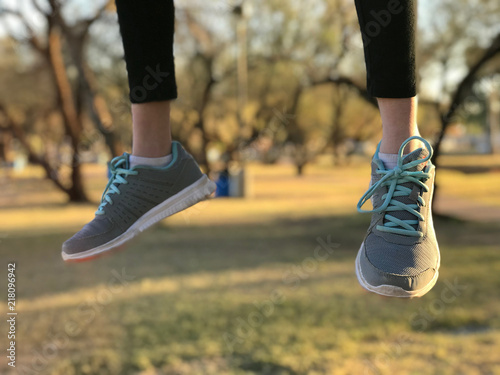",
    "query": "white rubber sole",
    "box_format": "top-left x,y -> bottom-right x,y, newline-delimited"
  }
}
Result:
355,242 -> 440,298
62,175 -> 217,262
